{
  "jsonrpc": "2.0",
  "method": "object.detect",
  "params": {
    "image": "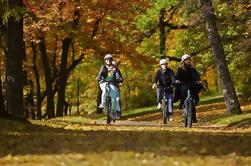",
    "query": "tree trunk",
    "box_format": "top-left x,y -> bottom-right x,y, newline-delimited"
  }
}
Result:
39,36 -> 55,118
5,0 -> 25,119
159,7 -> 166,58
56,7 -> 80,117
201,0 -> 241,114
124,71 -> 131,111
0,77 -> 6,118
56,37 -> 71,117
31,42 -> 42,119
77,78 -> 80,114
24,80 -> 35,120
